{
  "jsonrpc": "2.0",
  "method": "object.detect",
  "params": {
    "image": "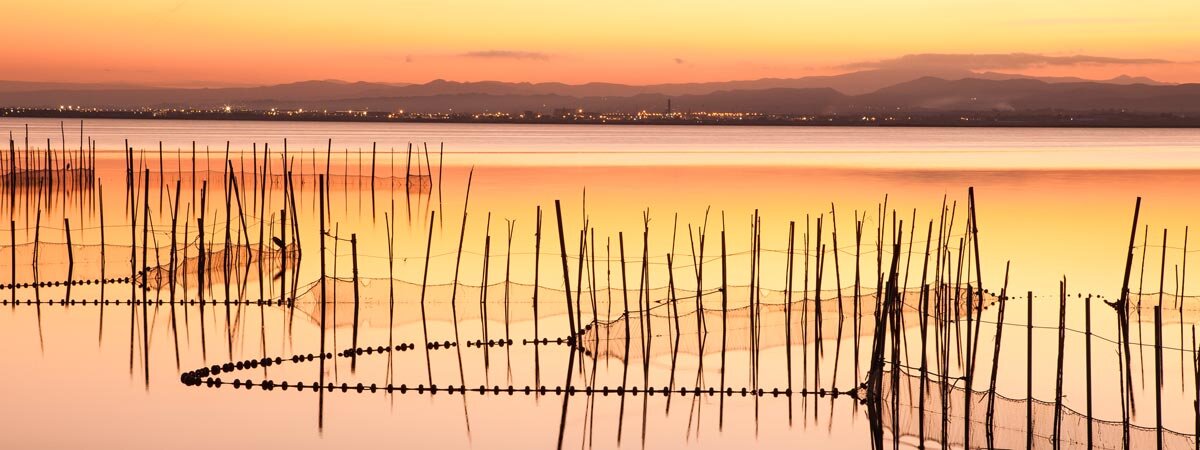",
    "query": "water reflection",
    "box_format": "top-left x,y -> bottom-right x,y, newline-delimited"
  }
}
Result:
4,121 -> 1200,449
